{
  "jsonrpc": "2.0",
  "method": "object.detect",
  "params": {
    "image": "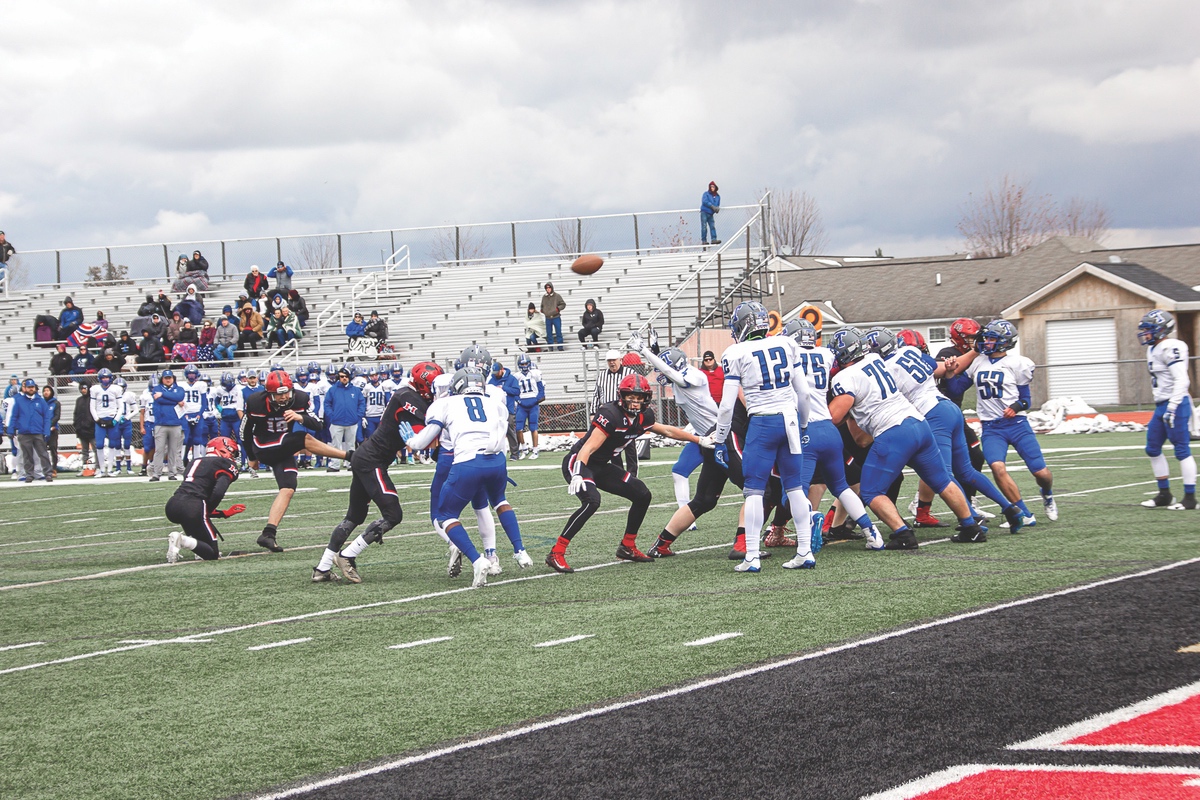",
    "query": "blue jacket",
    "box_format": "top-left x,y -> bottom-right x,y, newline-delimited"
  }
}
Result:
267,264 -> 293,279
152,383 -> 187,427
7,392 -> 51,436
489,371 -> 520,414
345,320 -> 366,337
324,382 -> 366,426
173,298 -> 205,325
59,306 -> 83,331
701,190 -> 720,215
